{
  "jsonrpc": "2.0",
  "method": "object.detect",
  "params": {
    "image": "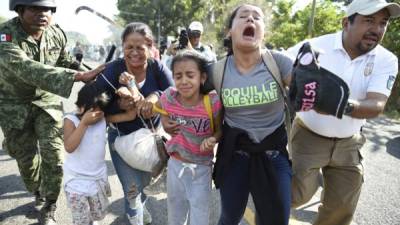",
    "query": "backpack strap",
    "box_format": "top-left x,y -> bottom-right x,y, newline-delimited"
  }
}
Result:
261,50 -> 292,138
211,57 -> 228,96
261,50 -> 284,92
203,94 -> 214,133
212,51 -> 292,137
